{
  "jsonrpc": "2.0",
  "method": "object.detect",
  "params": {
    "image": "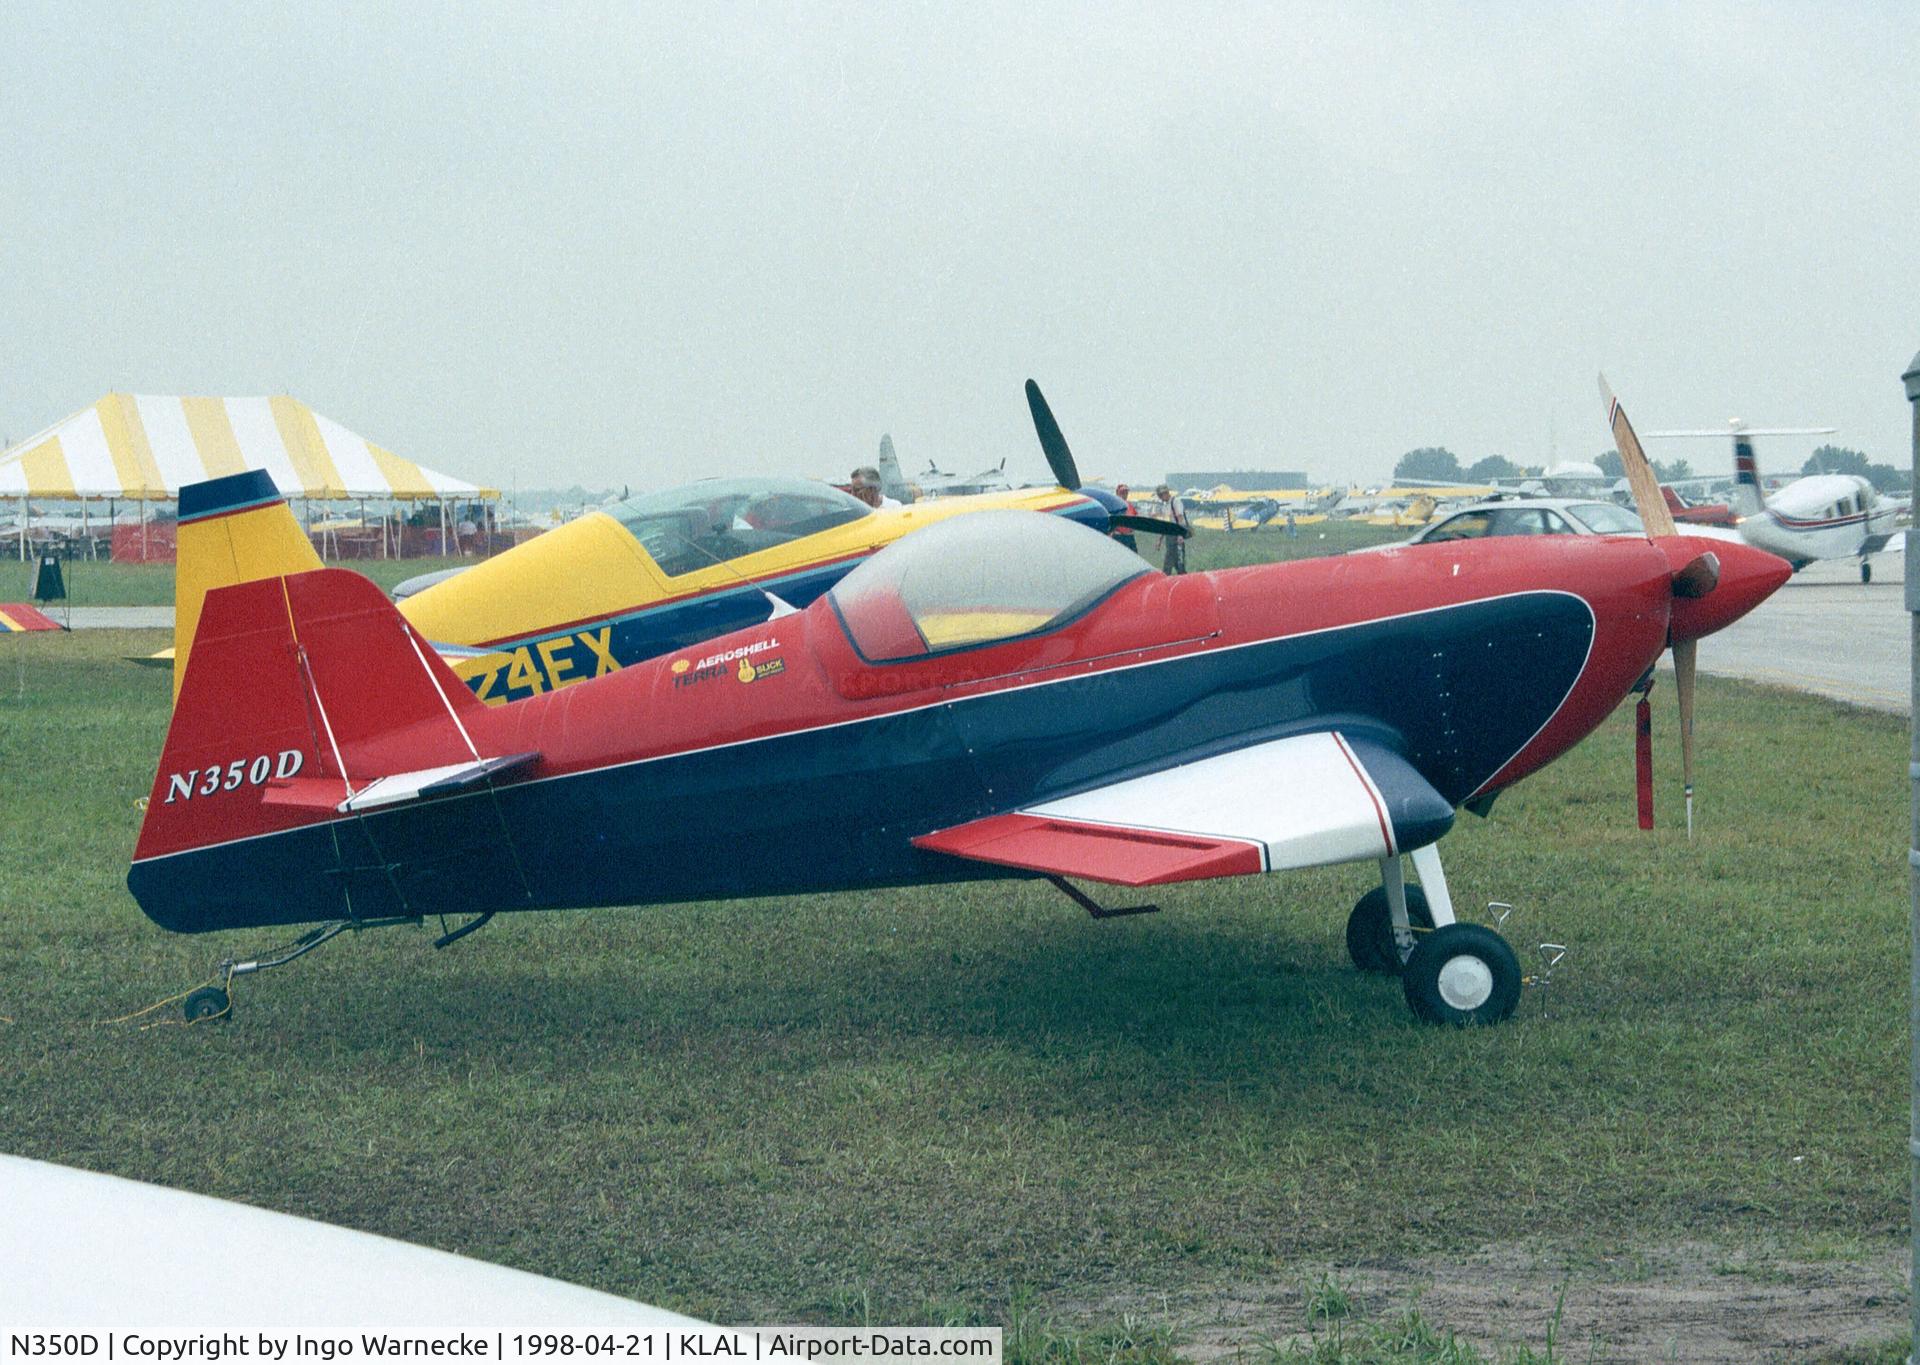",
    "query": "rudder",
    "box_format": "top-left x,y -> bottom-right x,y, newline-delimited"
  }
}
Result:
1730,432 -> 1765,517
131,567 -> 515,933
